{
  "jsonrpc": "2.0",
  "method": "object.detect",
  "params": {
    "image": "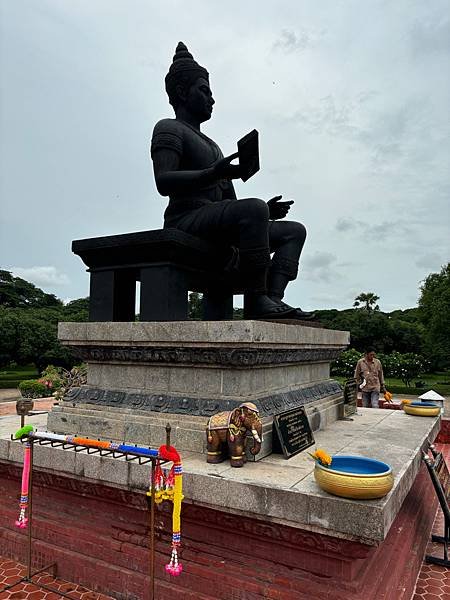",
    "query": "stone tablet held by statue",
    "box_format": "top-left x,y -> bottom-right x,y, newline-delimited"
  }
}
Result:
237,129 -> 259,182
